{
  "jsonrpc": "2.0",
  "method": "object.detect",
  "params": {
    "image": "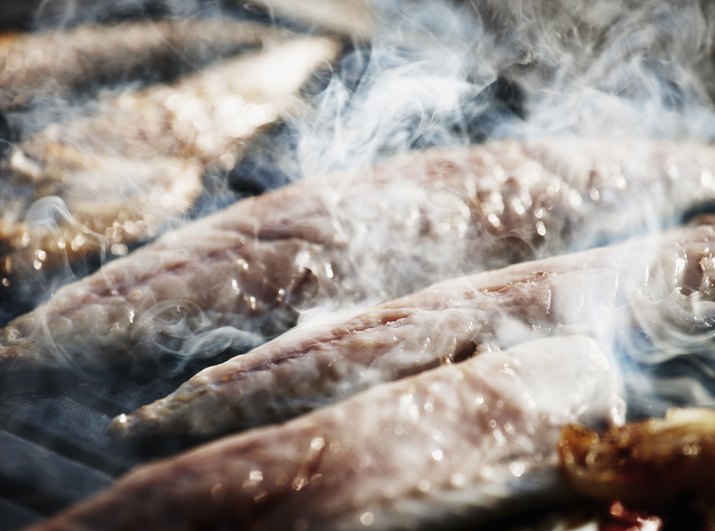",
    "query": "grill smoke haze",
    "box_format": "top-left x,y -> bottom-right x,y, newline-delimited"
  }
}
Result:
3,1 -> 715,407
